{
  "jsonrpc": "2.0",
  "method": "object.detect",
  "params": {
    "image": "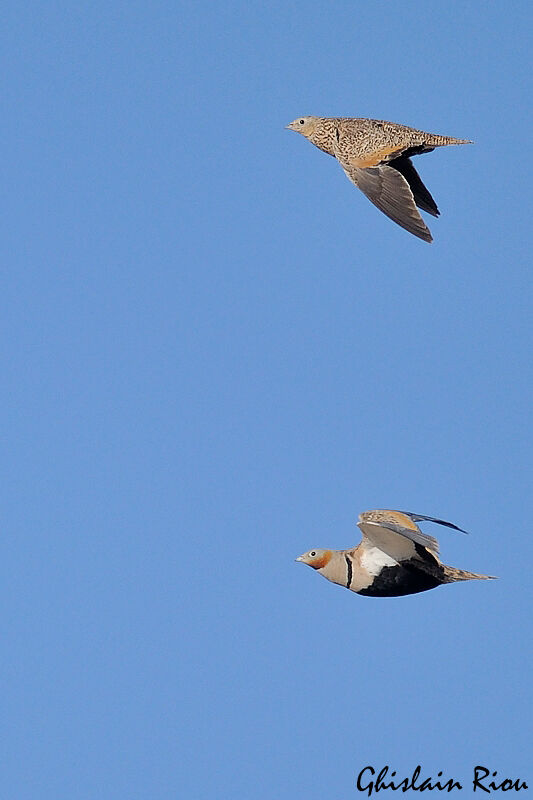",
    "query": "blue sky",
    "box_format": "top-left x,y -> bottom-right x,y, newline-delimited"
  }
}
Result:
1,2 -> 531,797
